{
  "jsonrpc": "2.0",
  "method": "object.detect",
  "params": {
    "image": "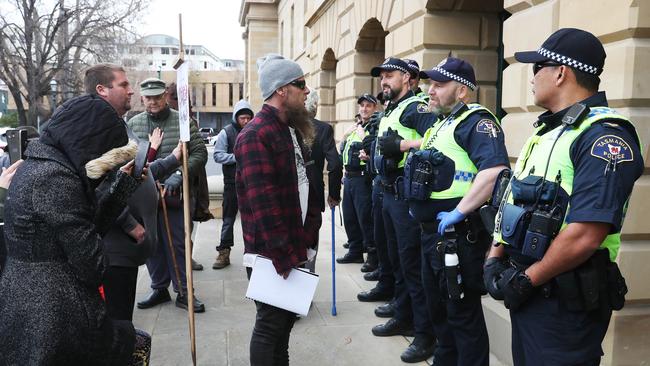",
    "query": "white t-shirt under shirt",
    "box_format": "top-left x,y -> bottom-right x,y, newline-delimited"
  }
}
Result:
289,127 -> 309,225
